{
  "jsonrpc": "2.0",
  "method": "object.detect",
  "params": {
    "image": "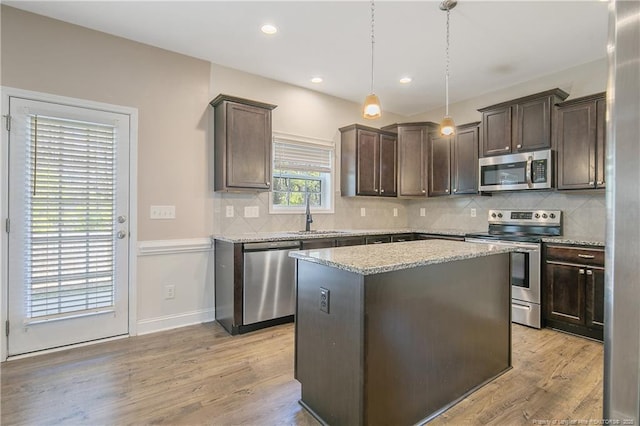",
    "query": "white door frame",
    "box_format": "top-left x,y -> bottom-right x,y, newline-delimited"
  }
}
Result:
0,86 -> 138,361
